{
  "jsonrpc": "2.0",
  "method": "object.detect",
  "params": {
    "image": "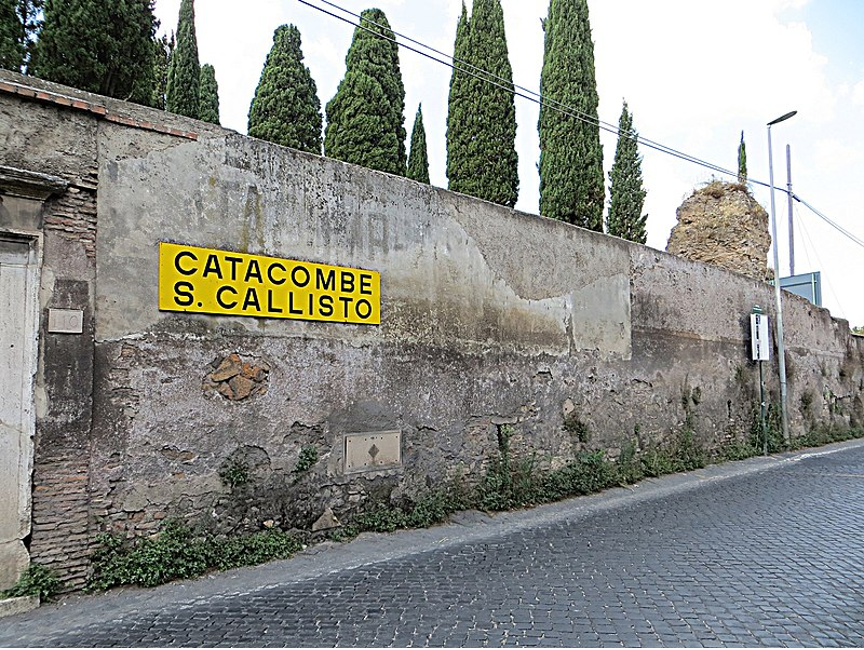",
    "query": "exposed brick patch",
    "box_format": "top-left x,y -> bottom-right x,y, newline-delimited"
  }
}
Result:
42,172 -> 98,258
29,455 -> 93,591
